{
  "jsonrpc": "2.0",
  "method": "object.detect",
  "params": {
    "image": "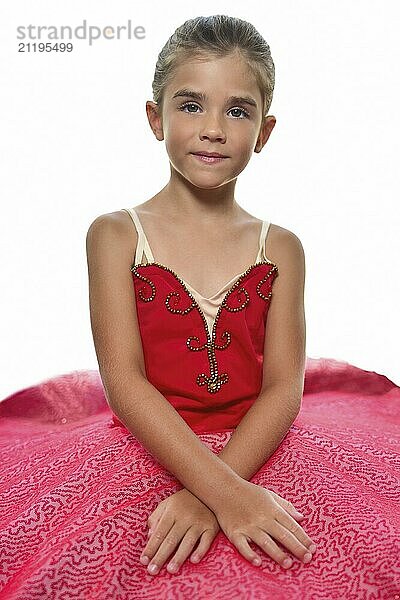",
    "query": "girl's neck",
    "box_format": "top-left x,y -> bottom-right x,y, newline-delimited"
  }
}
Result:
145,183 -> 244,226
